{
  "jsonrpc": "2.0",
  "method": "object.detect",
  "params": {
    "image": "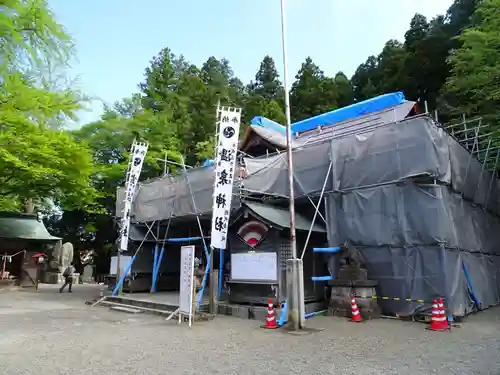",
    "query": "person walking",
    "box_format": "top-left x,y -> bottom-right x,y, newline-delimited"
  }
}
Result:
60,262 -> 75,293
